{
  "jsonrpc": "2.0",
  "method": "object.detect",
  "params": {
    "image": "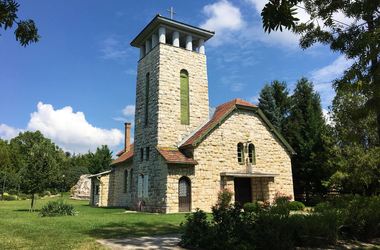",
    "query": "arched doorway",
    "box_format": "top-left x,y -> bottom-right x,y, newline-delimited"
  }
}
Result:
179,176 -> 191,212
